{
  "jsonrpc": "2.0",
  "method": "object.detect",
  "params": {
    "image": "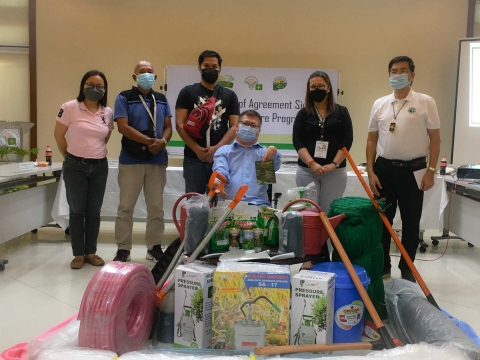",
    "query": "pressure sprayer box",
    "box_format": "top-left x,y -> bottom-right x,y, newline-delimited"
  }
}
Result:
212,262 -> 290,350
174,262 -> 216,348
291,270 -> 335,345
